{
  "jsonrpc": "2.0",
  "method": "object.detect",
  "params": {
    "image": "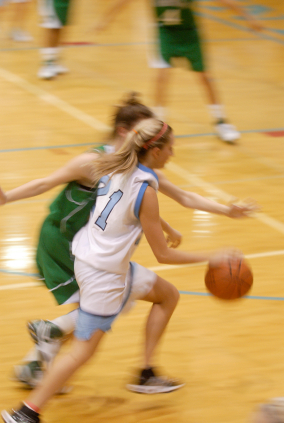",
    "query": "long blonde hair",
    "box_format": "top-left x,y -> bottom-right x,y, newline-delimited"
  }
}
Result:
92,118 -> 172,186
